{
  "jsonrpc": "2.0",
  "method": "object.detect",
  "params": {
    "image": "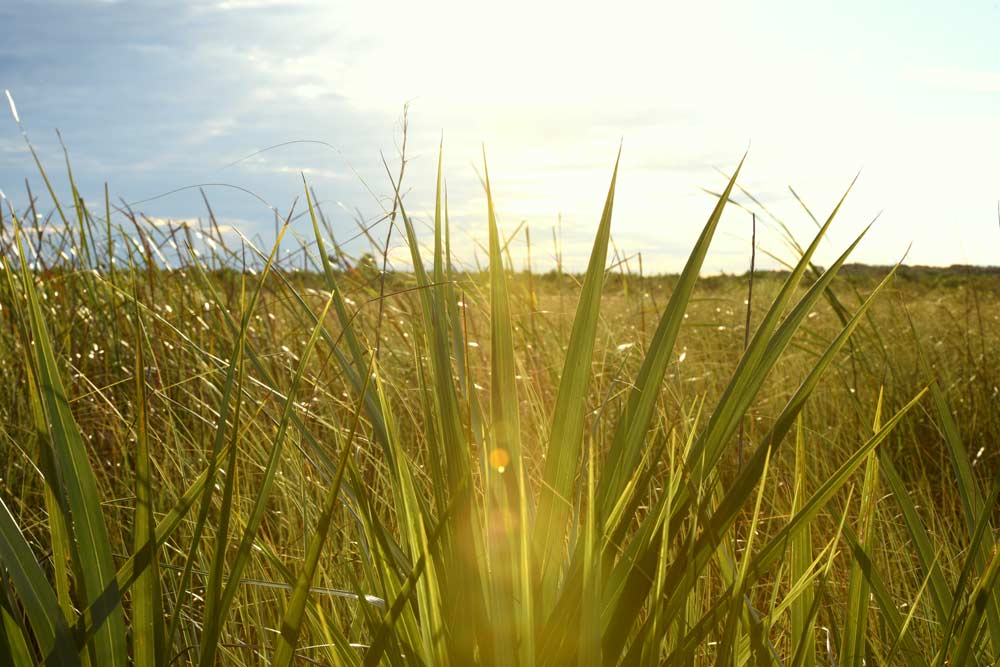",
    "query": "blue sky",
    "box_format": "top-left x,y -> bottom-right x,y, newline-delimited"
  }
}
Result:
1,0 -> 998,272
